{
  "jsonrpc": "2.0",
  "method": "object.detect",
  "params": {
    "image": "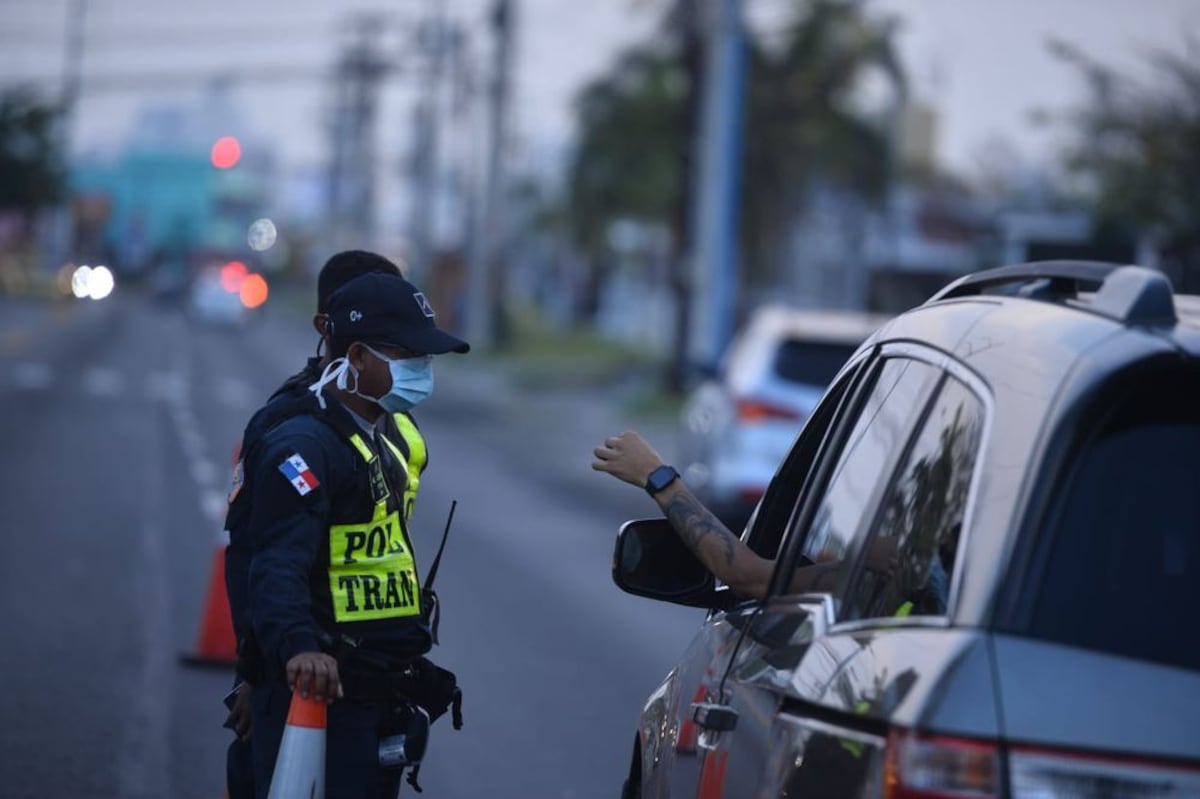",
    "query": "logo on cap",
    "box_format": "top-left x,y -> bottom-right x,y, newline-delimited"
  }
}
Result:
413,292 -> 435,318
349,310 -> 362,322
